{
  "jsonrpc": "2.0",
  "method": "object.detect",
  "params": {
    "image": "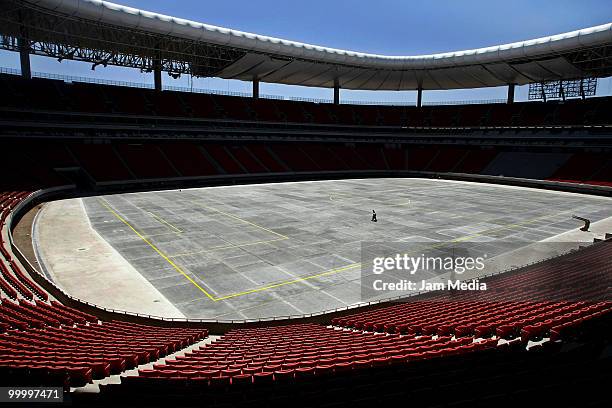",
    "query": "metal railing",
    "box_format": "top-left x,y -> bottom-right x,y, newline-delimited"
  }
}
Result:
0,67 -> 512,107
